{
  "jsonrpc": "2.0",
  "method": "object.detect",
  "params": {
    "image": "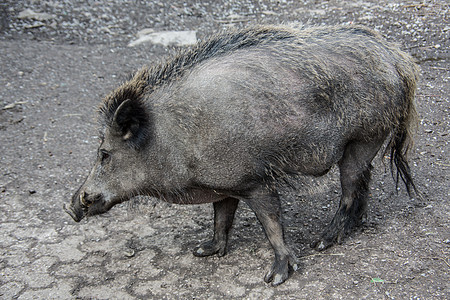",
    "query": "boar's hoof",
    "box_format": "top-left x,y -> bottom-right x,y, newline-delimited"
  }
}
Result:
311,212 -> 363,251
310,236 -> 337,252
193,240 -> 226,257
311,224 -> 351,251
264,255 -> 299,286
